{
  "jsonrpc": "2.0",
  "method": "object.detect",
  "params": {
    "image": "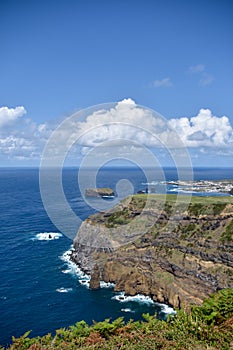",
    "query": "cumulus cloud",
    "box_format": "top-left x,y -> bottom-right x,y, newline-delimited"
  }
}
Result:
75,101 -> 232,152
153,77 -> 173,88
0,106 -> 26,128
168,108 -> 233,147
74,98 -> 181,150
0,101 -> 232,164
0,106 -> 54,161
